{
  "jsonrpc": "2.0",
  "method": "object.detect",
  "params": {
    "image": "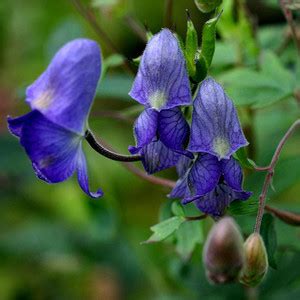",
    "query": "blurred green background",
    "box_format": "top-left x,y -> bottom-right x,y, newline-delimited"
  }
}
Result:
1,0 -> 300,299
